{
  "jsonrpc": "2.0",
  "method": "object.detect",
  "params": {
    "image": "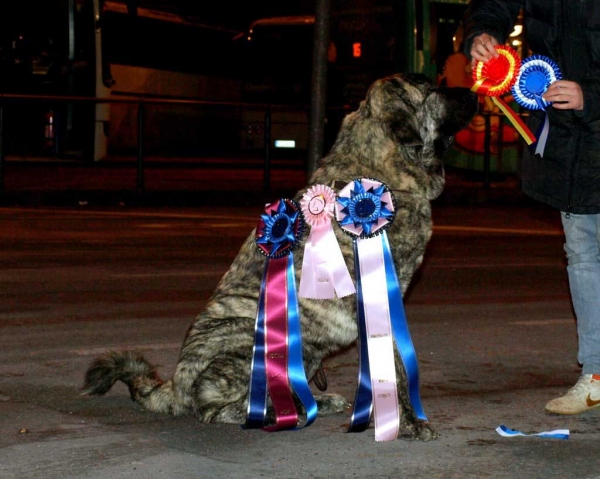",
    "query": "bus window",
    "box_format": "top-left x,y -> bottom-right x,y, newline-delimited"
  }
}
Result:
0,0 -> 96,157
233,16 -> 315,104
